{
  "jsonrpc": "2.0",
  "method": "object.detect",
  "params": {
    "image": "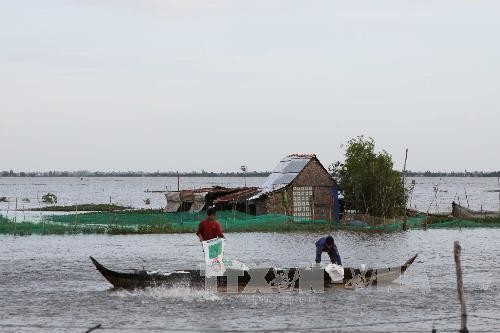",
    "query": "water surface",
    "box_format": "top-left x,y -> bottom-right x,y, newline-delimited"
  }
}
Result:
0,177 -> 499,214
1,230 -> 499,332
